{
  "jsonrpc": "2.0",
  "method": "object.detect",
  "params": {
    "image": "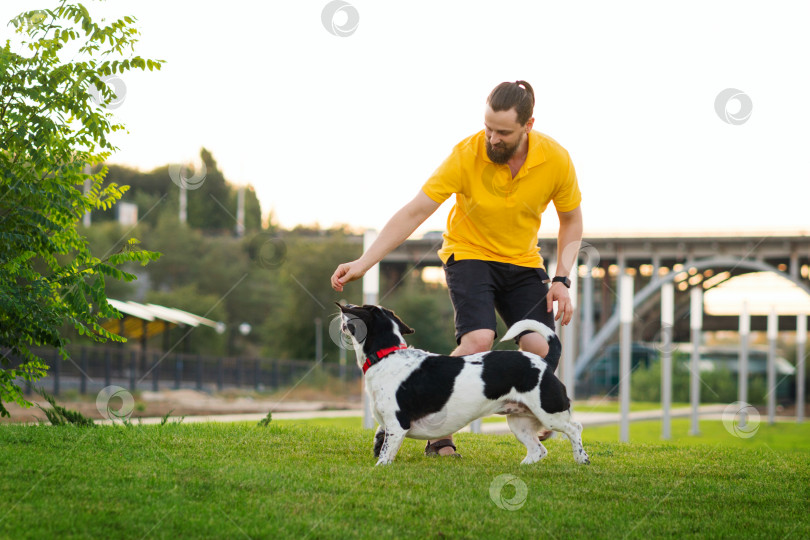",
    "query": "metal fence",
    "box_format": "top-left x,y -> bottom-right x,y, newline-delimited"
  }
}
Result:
4,345 -> 361,397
